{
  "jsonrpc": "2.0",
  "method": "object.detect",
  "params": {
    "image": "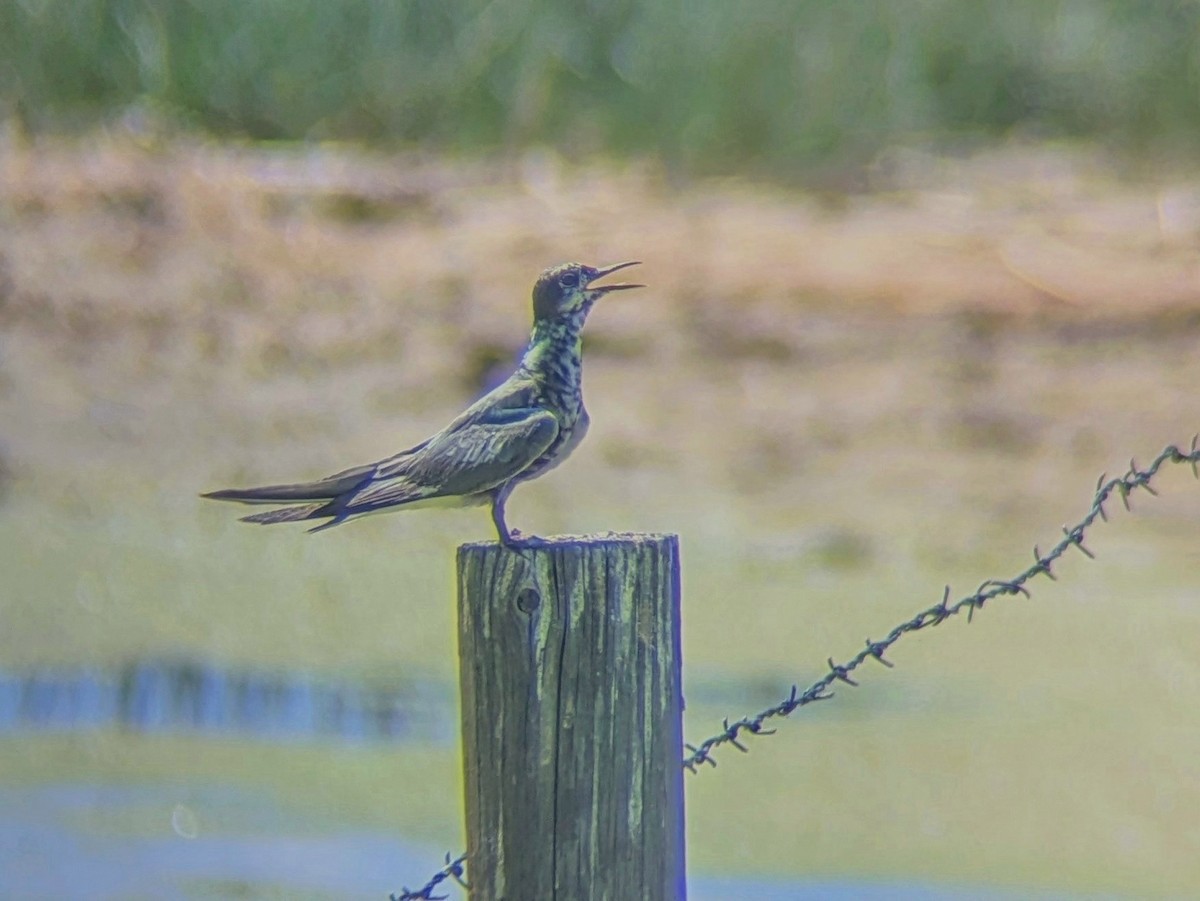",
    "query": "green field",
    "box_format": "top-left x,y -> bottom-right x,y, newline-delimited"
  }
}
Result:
2,134 -> 1200,895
